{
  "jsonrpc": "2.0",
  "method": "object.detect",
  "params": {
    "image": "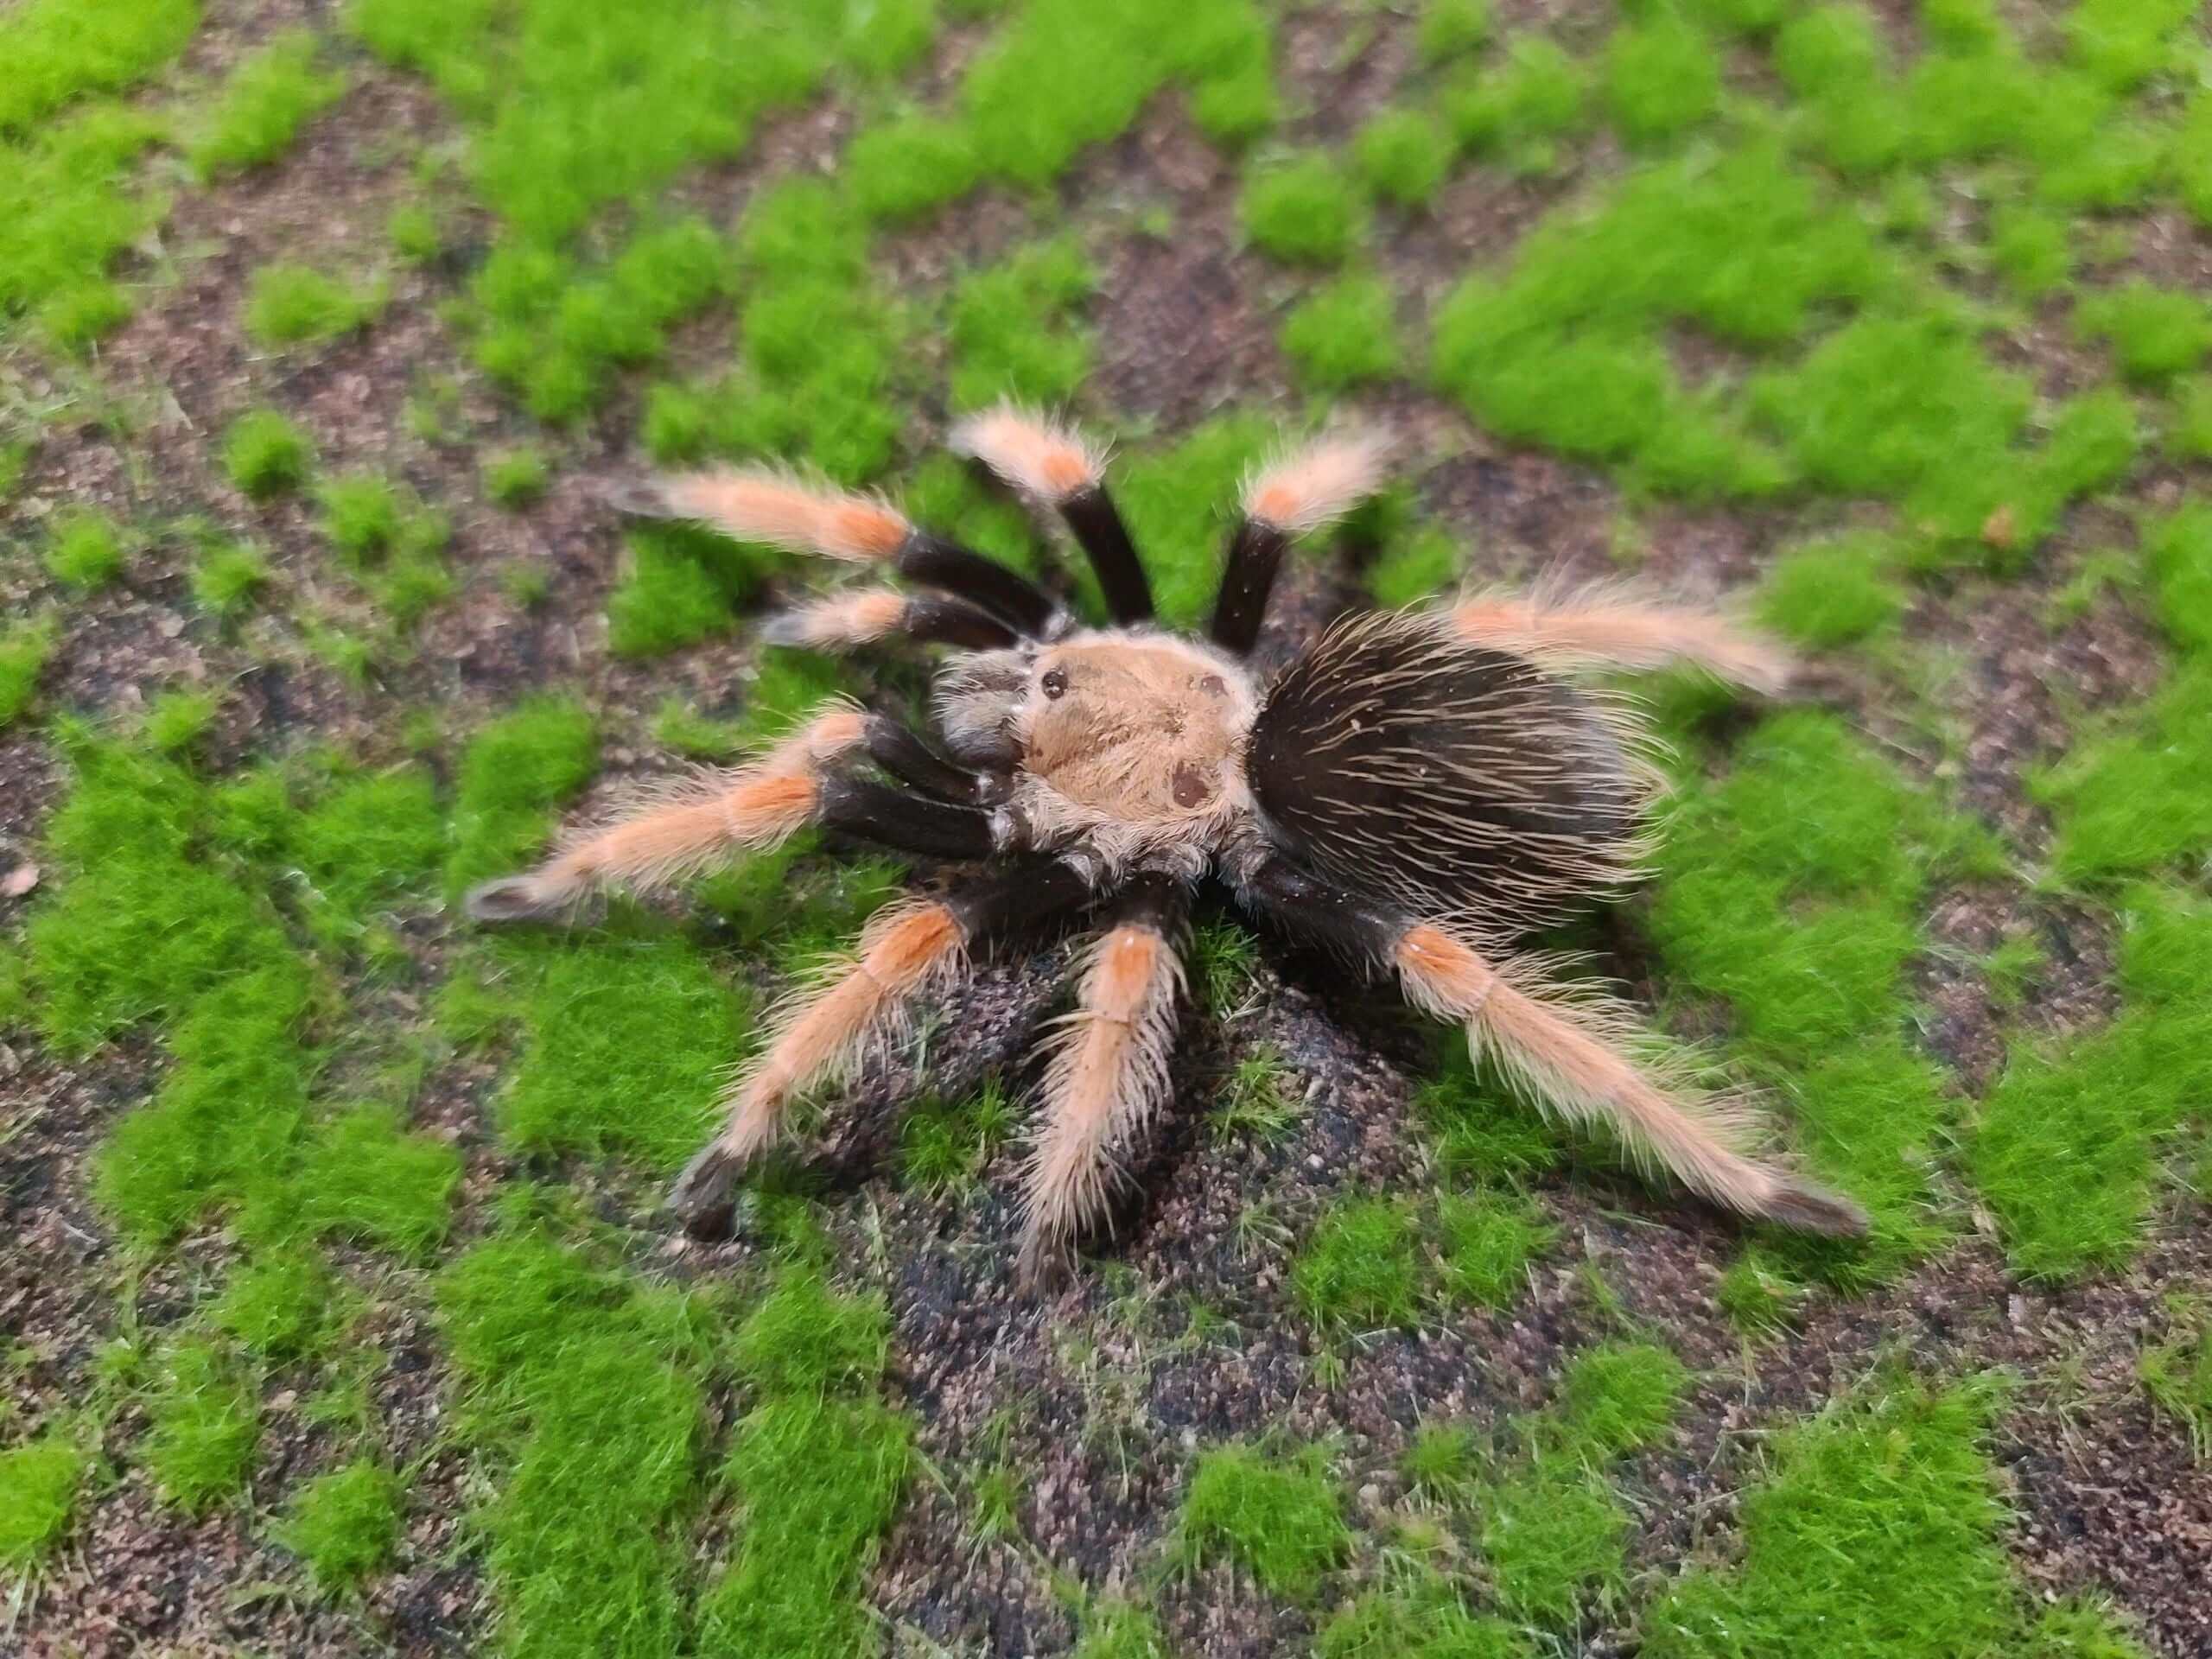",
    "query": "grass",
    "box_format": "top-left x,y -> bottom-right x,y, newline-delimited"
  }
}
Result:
0,1433 -> 86,1568
0,617 -> 58,728
2139,1306 -> 2212,1459
208,1249 -> 346,1360
1293,1196 -> 1424,1329
499,936 -> 750,1171
0,0 -> 199,134
1755,534 -> 1905,647
1241,150 -> 1368,266
1173,1442 -> 1347,1599
144,1337 -> 260,1514
1436,1190 -> 1554,1309
44,509 -> 127,589
1281,270 -> 1403,392
1972,884 -> 2212,1278
1353,110 -> 1452,208
1477,1453 -> 1630,1624
482,445 -> 549,509
274,1459 -> 404,1592
1643,1380 -> 2018,1659
243,262 -> 385,347
443,698 -> 597,899
188,29 -> 346,180
223,408 -> 313,499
